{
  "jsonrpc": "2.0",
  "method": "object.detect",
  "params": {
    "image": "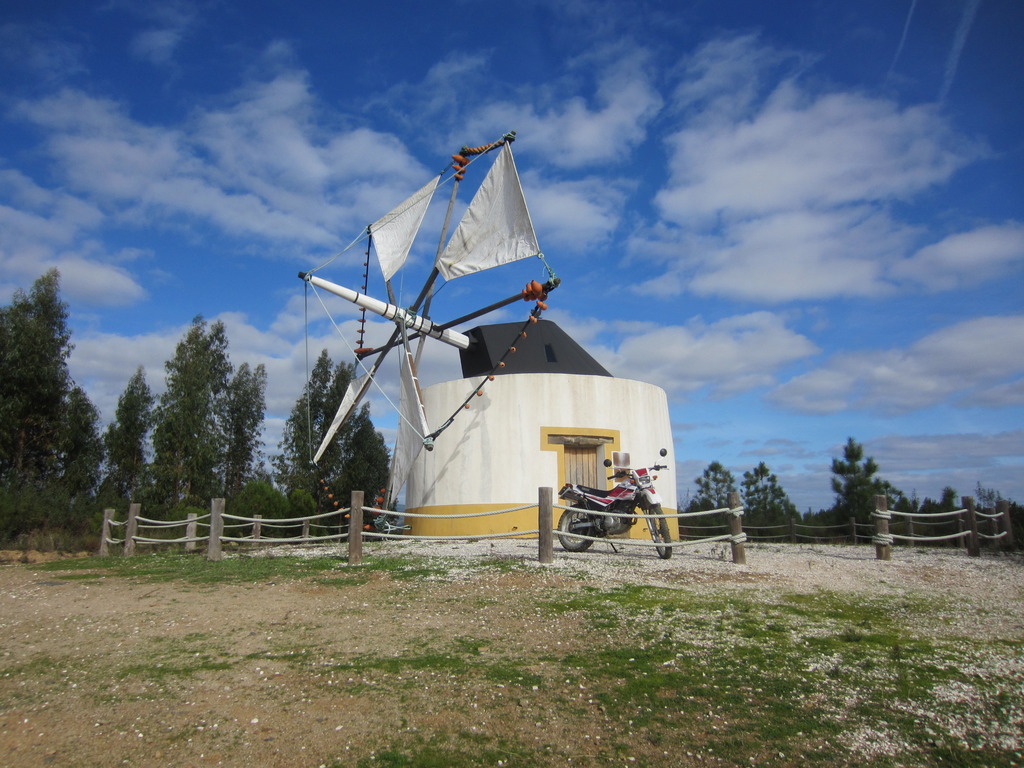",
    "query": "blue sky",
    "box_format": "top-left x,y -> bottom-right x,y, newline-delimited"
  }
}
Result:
2,0 -> 1022,511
